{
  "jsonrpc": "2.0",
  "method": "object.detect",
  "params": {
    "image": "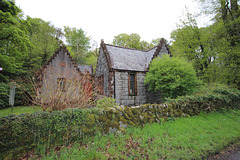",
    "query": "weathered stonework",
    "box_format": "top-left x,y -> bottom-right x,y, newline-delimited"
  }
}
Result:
95,38 -> 171,106
37,46 -> 82,102
115,71 -> 146,106
95,48 -> 110,96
